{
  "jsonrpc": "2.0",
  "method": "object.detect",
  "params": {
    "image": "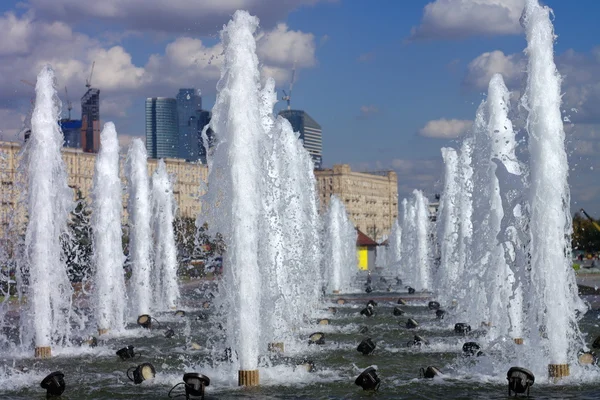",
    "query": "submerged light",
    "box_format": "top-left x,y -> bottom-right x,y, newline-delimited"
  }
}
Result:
420,366 -> 441,379
462,342 -> 483,357
40,371 -> 66,397
308,332 -> 325,345
506,367 -> 534,397
454,323 -> 471,335
168,372 -> 210,400
127,362 -> 156,384
116,345 -> 138,360
354,367 -> 380,391
357,338 -> 376,355
406,318 -> 419,329
393,307 -> 405,316
137,314 -> 153,329
436,309 -> 446,319
428,301 -> 440,310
